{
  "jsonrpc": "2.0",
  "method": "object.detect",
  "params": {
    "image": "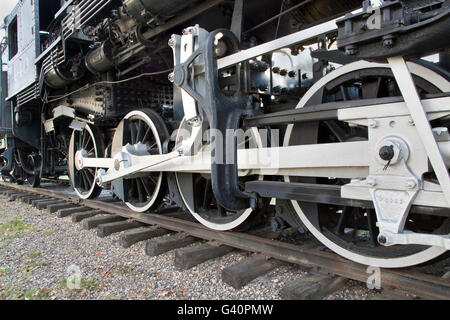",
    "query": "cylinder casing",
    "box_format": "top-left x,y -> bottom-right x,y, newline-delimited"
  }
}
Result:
45,65 -> 78,89
85,41 -> 115,74
123,0 -> 195,21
